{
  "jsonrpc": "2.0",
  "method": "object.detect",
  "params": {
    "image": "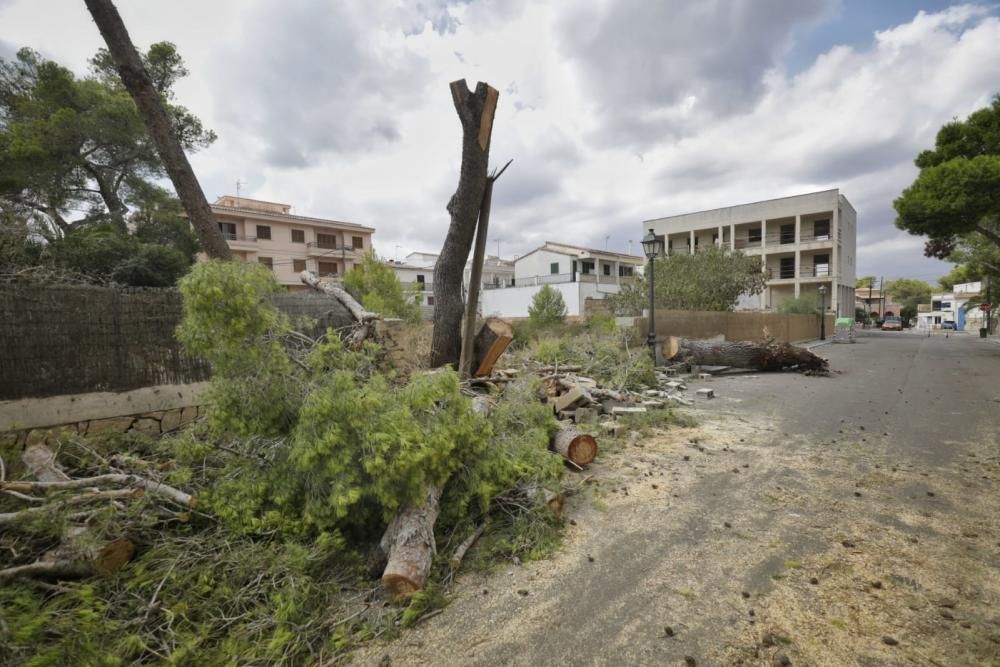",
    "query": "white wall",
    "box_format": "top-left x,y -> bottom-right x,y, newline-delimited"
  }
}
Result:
481,282 -> 582,318
514,249 -> 571,282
